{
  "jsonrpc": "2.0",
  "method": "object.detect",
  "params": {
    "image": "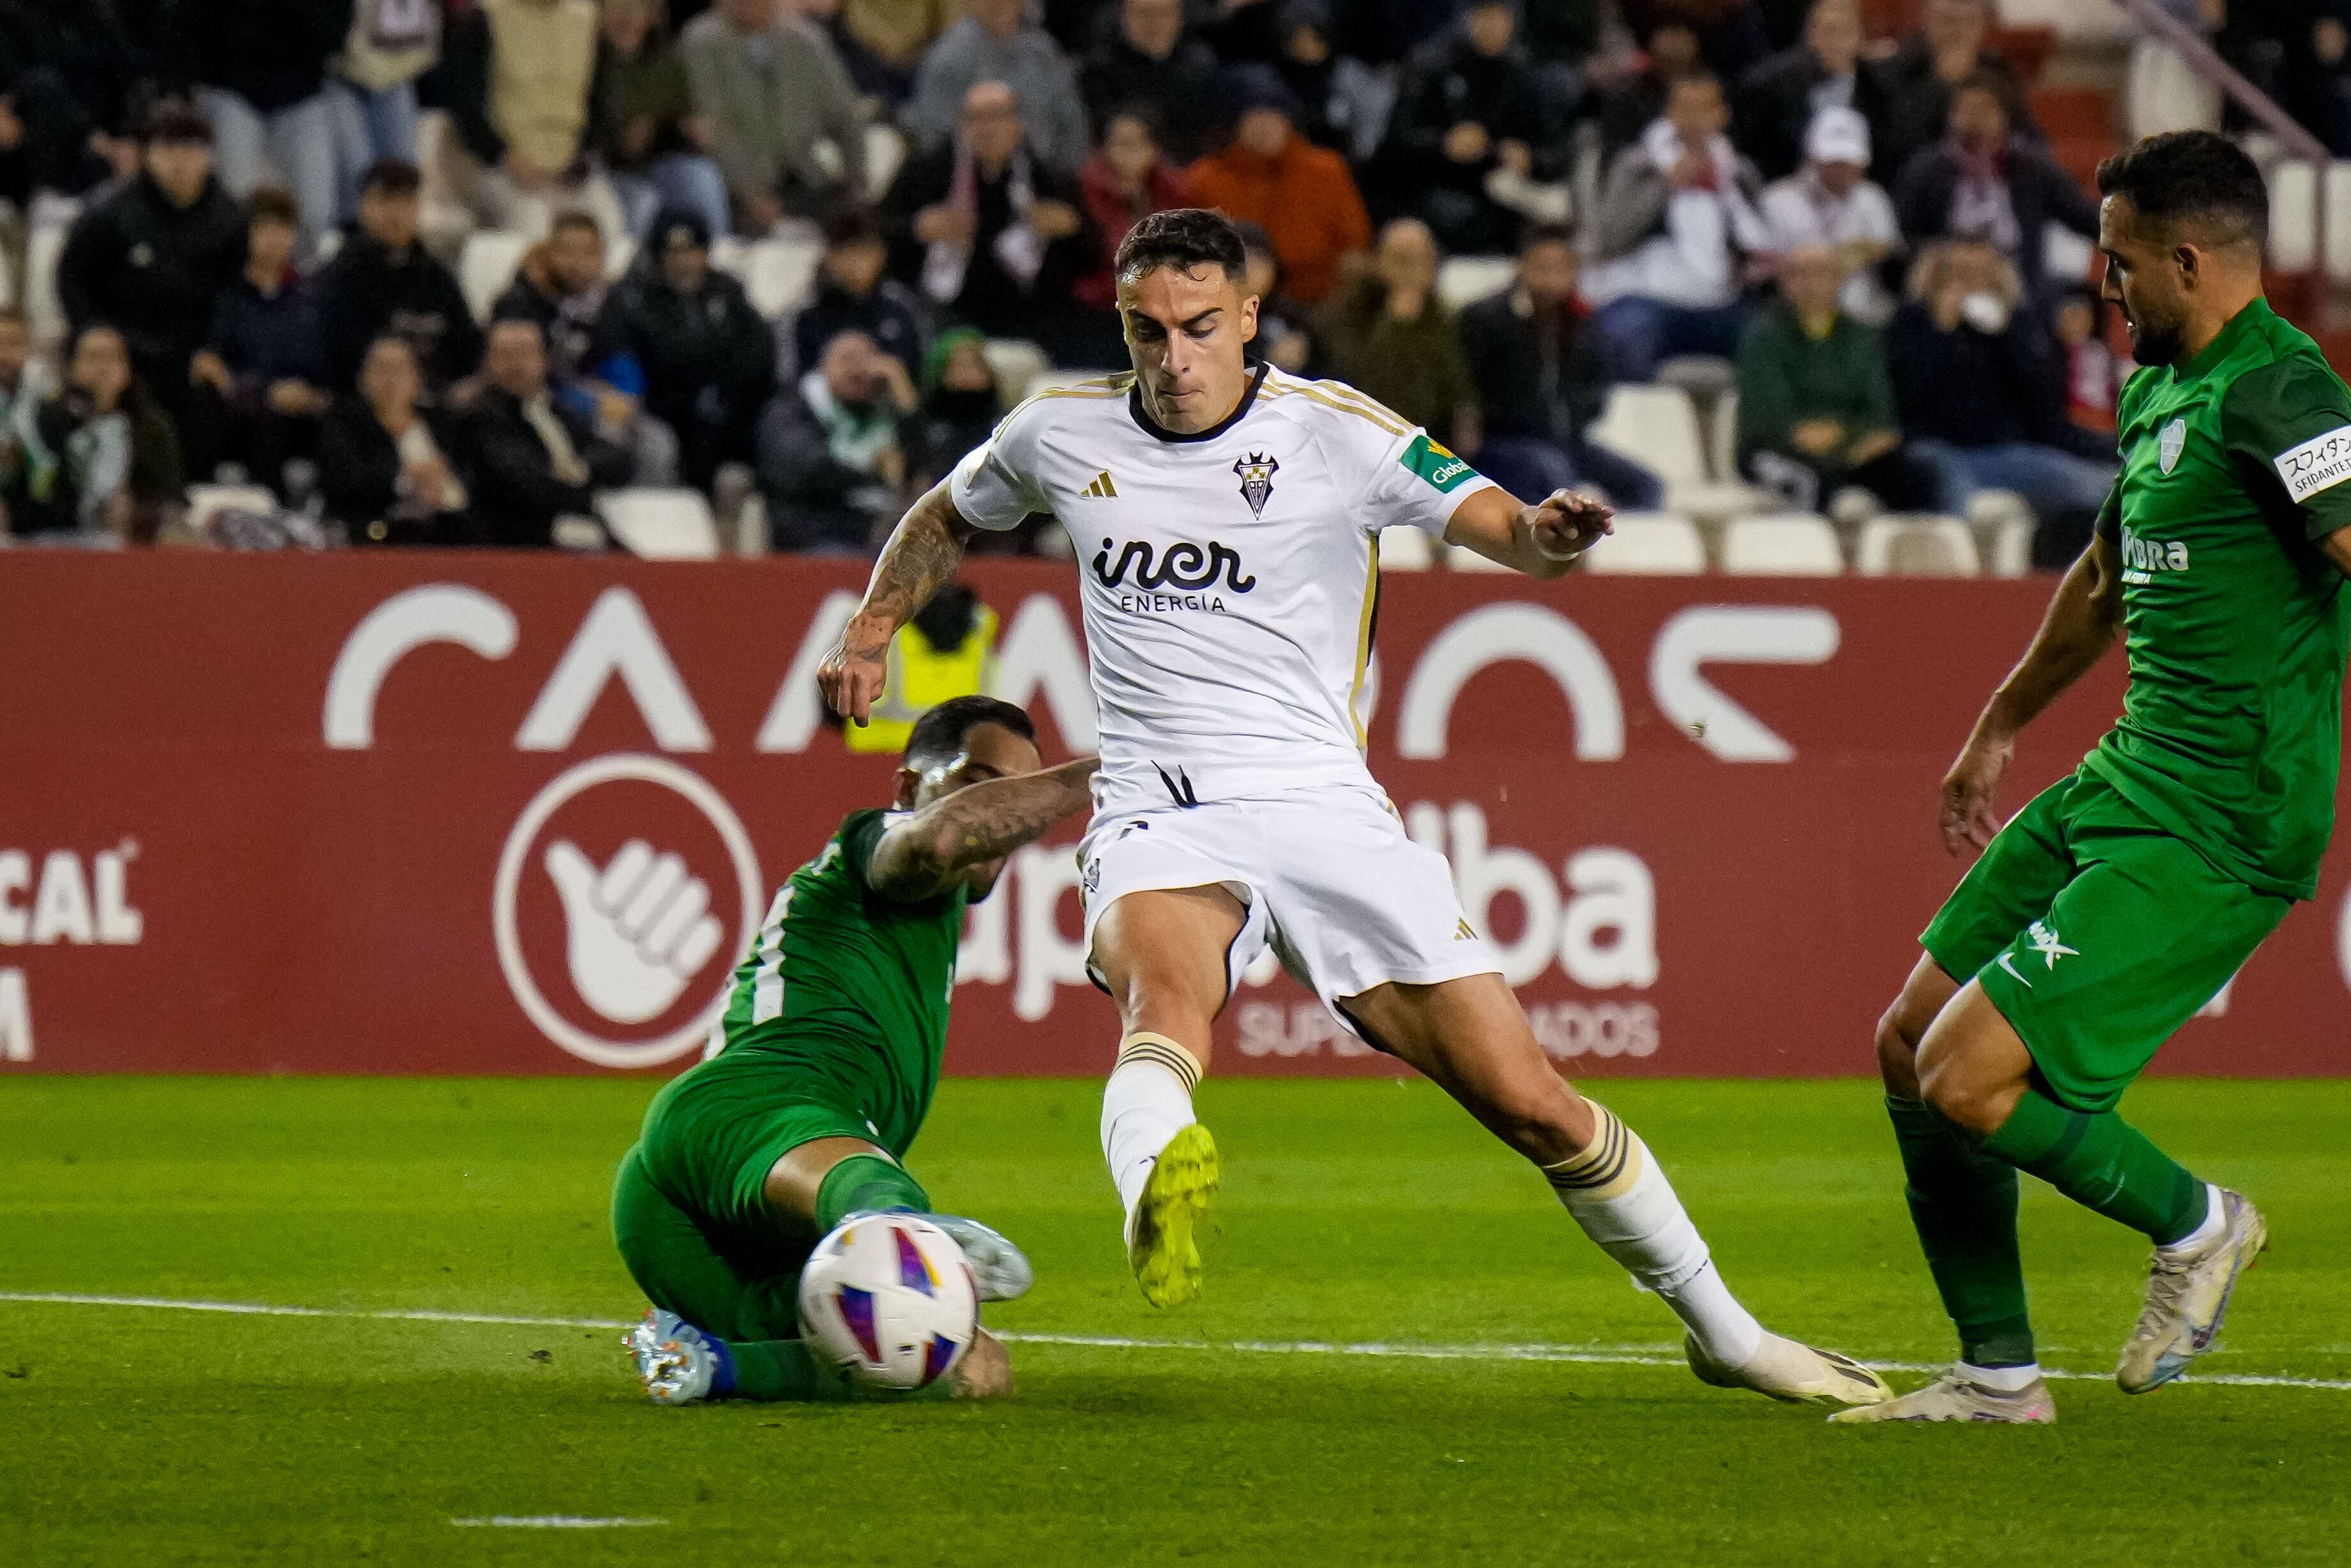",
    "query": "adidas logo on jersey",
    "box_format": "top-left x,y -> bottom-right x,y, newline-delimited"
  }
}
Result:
1082,471 -> 1119,498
